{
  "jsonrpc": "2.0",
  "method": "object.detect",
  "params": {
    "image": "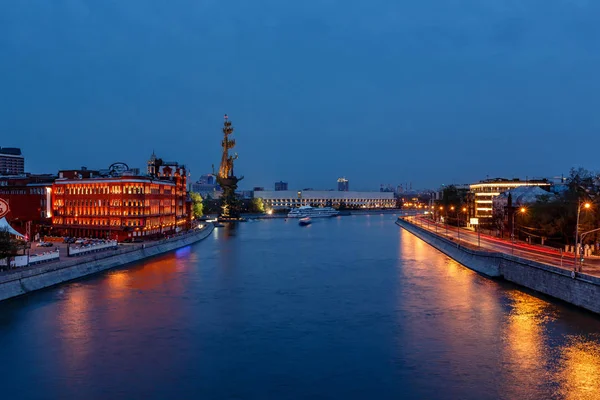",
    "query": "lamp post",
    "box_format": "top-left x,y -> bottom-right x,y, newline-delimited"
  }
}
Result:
575,200 -> 591,272
511,207 -> 526,255
449,205 -> 455,241
457,207 -> 466,244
